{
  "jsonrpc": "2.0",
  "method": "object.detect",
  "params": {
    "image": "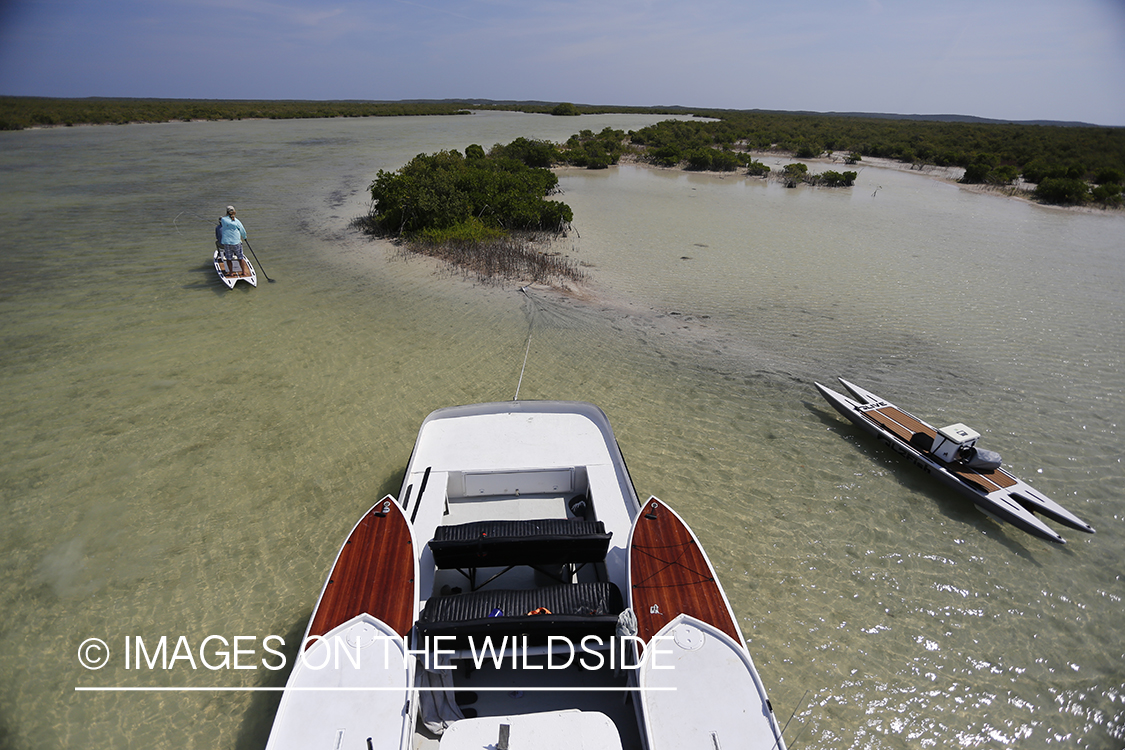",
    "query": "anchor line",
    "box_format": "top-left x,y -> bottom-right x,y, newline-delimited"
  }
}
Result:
513,286 -> 535,400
